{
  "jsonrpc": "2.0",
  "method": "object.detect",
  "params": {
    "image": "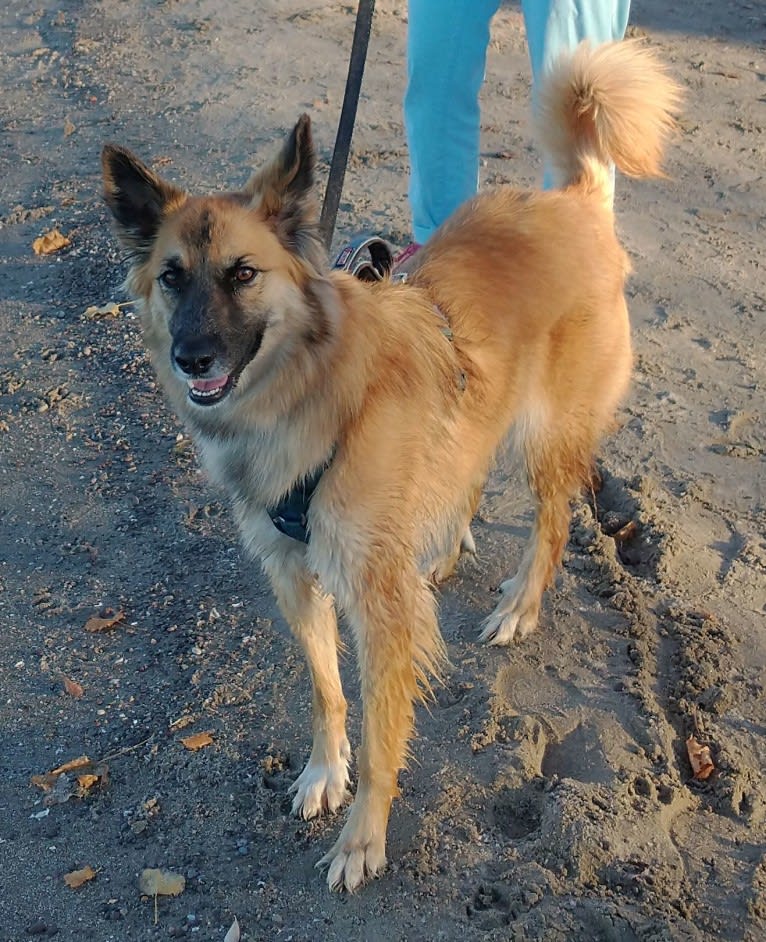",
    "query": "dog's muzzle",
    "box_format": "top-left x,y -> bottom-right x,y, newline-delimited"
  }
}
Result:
172,335 -> 233,406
